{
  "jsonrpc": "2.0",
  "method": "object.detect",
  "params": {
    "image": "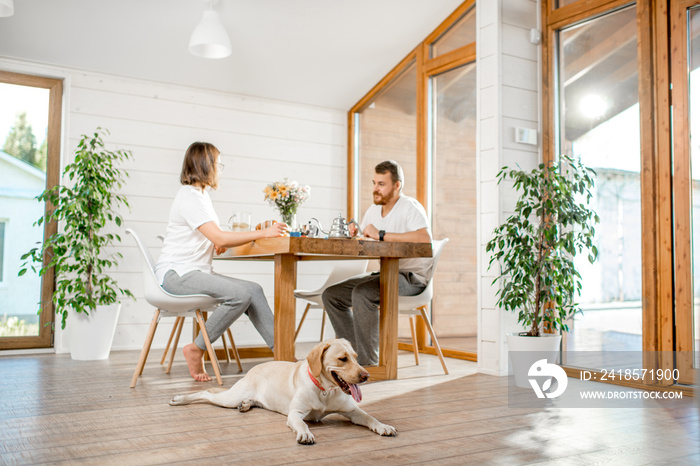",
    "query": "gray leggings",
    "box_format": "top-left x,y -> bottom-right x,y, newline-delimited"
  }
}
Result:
162,270 -> 274,351
322,272 -> 425,365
